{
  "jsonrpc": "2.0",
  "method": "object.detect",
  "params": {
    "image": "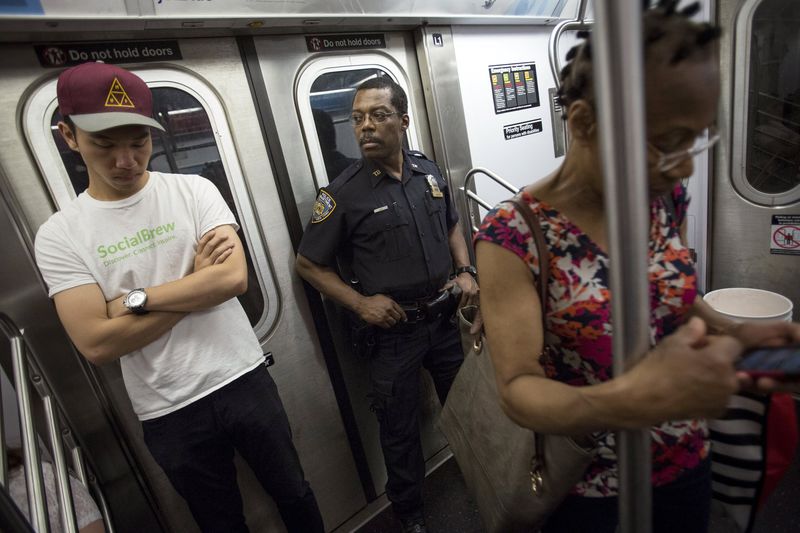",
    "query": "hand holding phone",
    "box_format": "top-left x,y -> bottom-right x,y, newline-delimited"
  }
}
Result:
735,344 -> 800,381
